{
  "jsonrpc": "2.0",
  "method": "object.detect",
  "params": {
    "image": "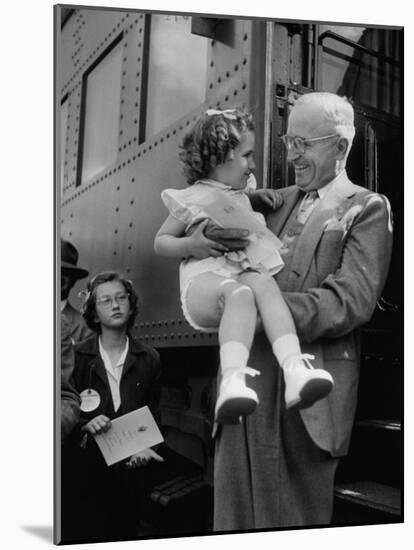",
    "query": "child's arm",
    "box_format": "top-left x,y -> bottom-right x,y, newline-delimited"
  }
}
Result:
154,214 -> 229,259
